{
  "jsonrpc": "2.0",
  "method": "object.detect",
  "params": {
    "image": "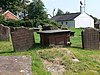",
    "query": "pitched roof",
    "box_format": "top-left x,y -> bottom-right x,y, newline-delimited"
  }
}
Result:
95,20 -> 100,24
51,13 -> 81,21
2,10 -> 19,19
